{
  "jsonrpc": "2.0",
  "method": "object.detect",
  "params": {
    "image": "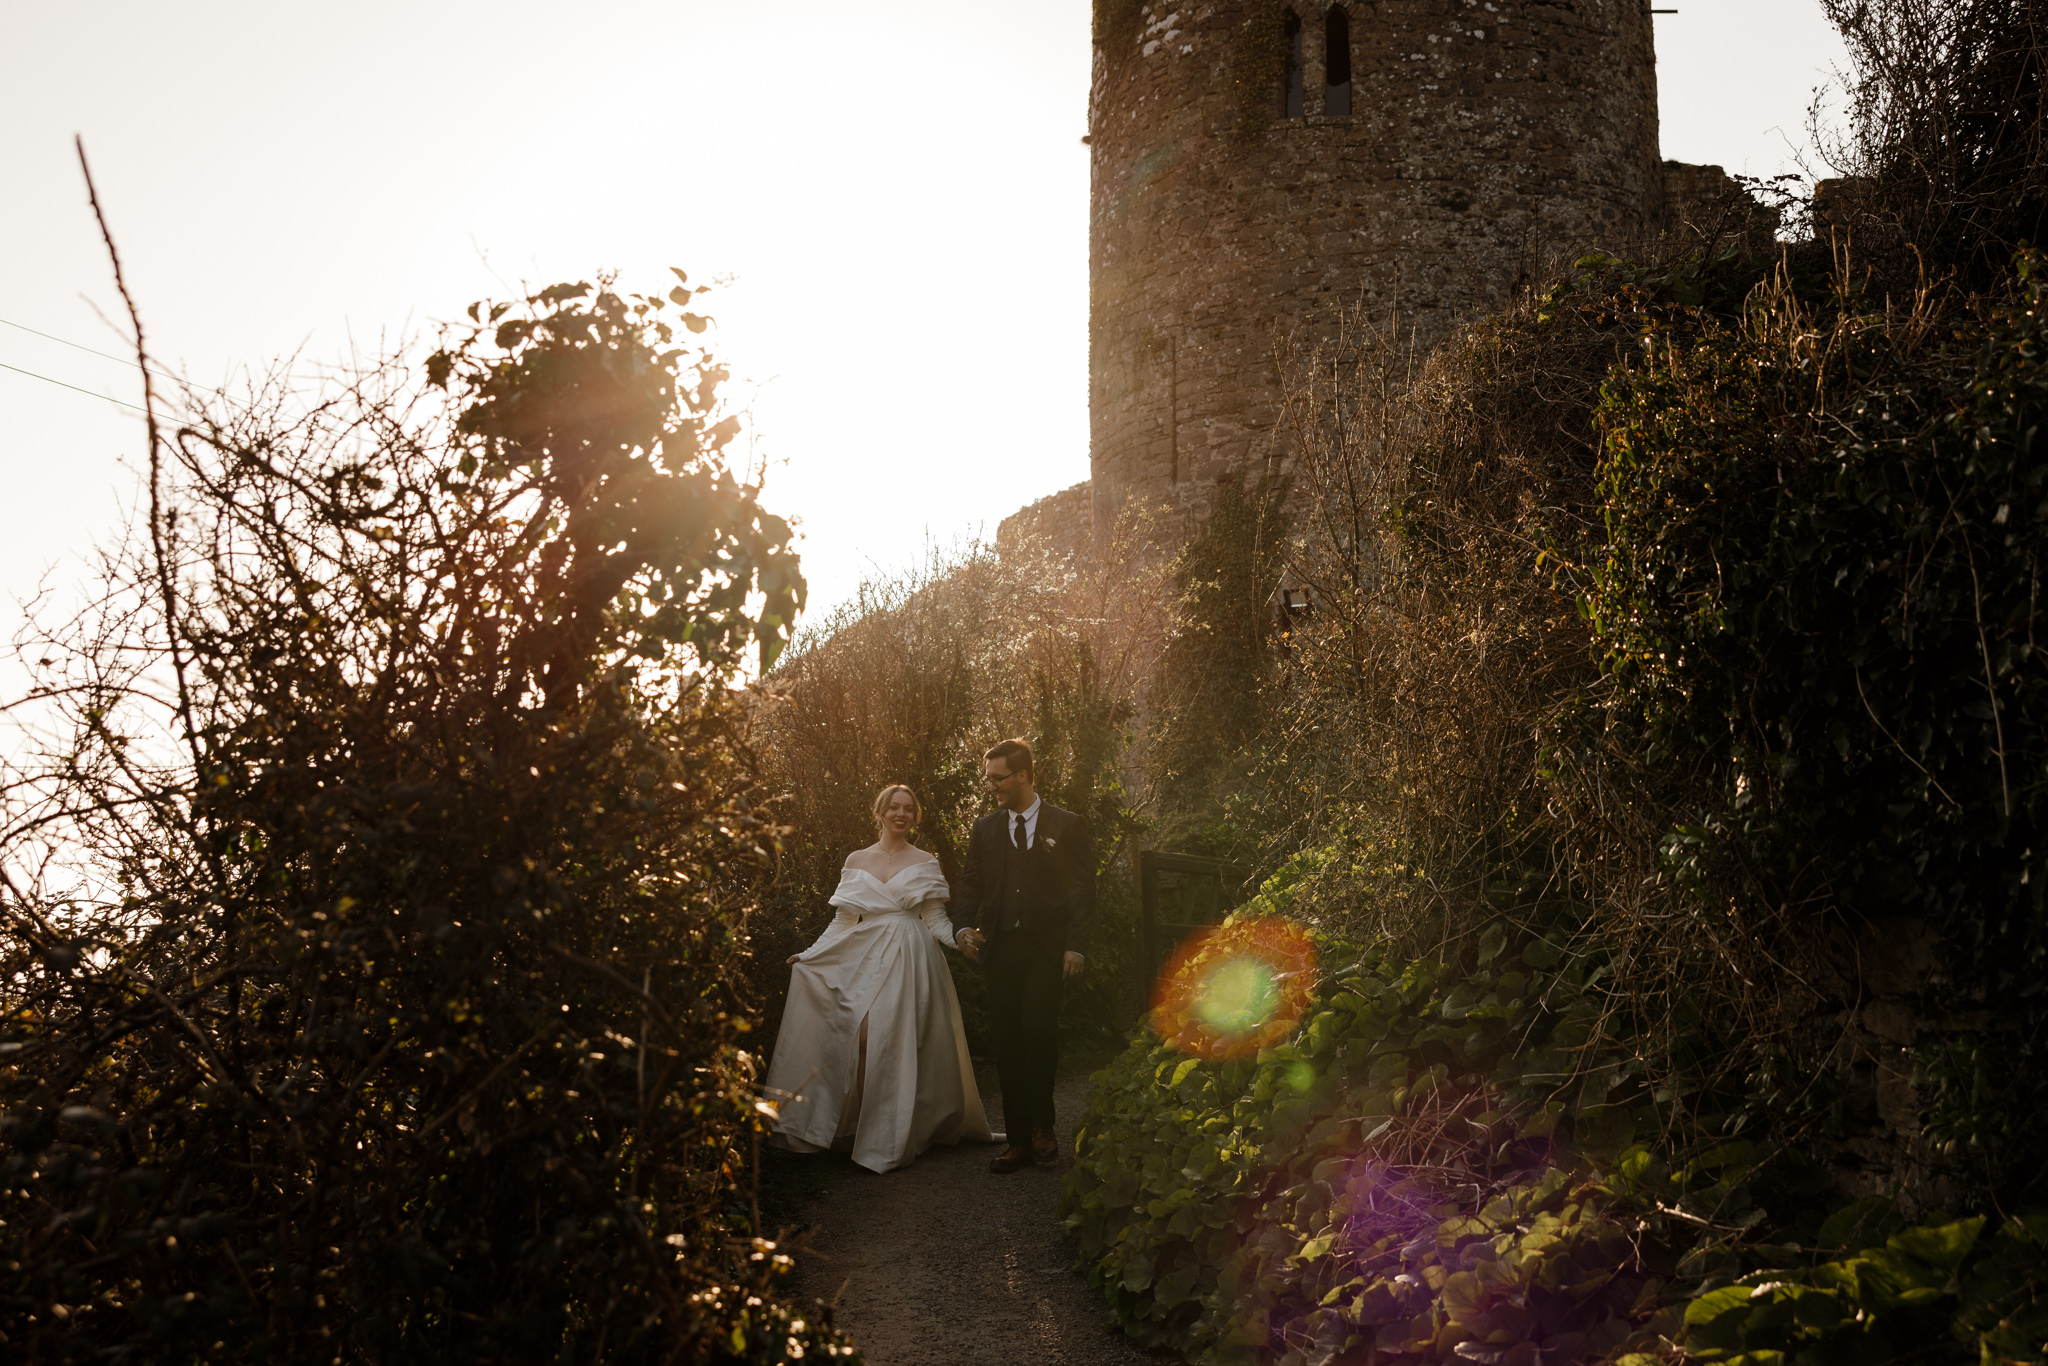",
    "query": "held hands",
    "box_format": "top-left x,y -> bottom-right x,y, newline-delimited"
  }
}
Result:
952,931 -> 1081,978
